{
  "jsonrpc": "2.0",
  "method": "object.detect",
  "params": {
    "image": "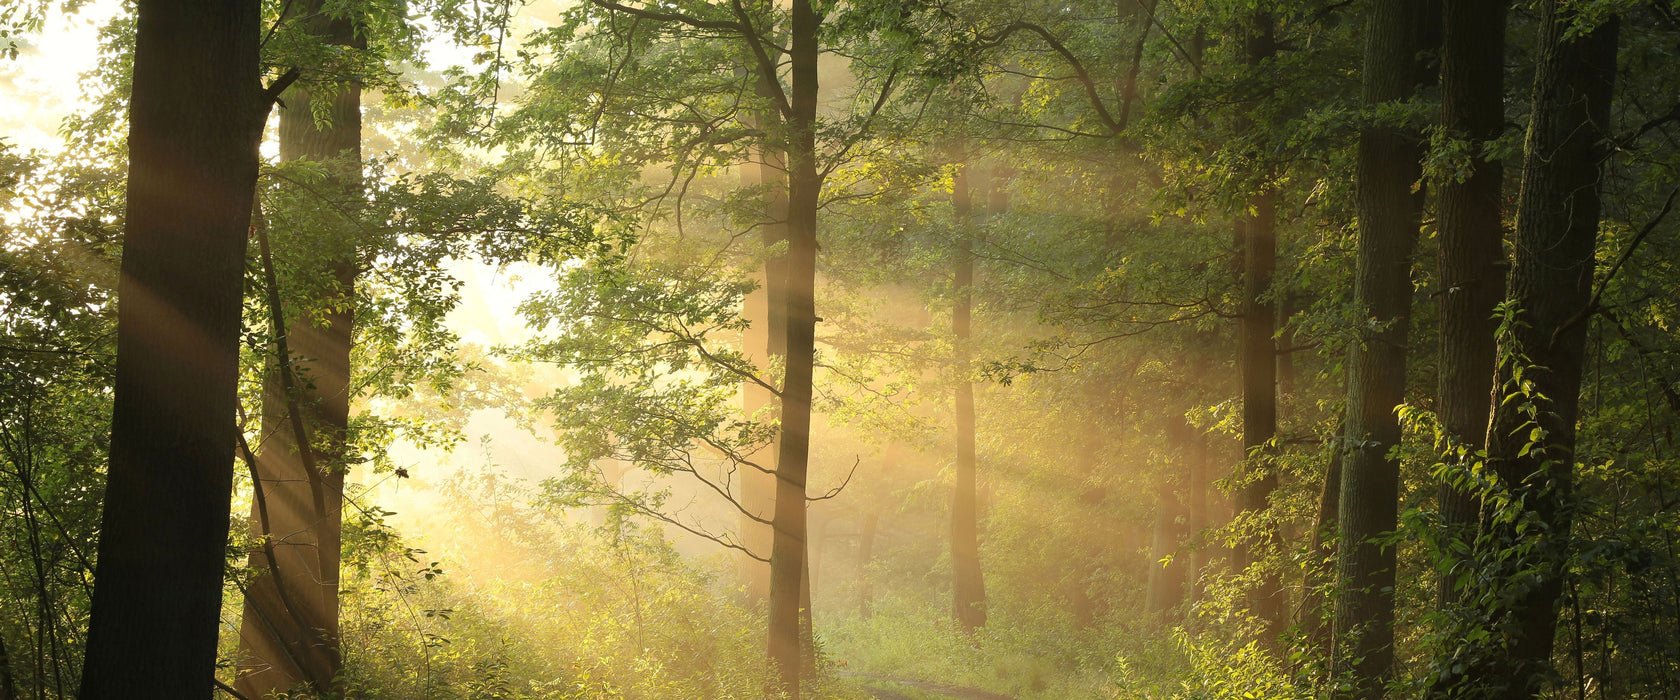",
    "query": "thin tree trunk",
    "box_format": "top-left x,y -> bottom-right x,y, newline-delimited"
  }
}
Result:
1333,2 -> 1433,695
1437,6 -> 1619,697
766,0 -> 820,694
739,62 -> 788,605
1183,351 -> 1213,604
236,5 -> 362,695
1434,0 -> 1509,608
78,0 -> 265,696
950,157 -> 987,632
